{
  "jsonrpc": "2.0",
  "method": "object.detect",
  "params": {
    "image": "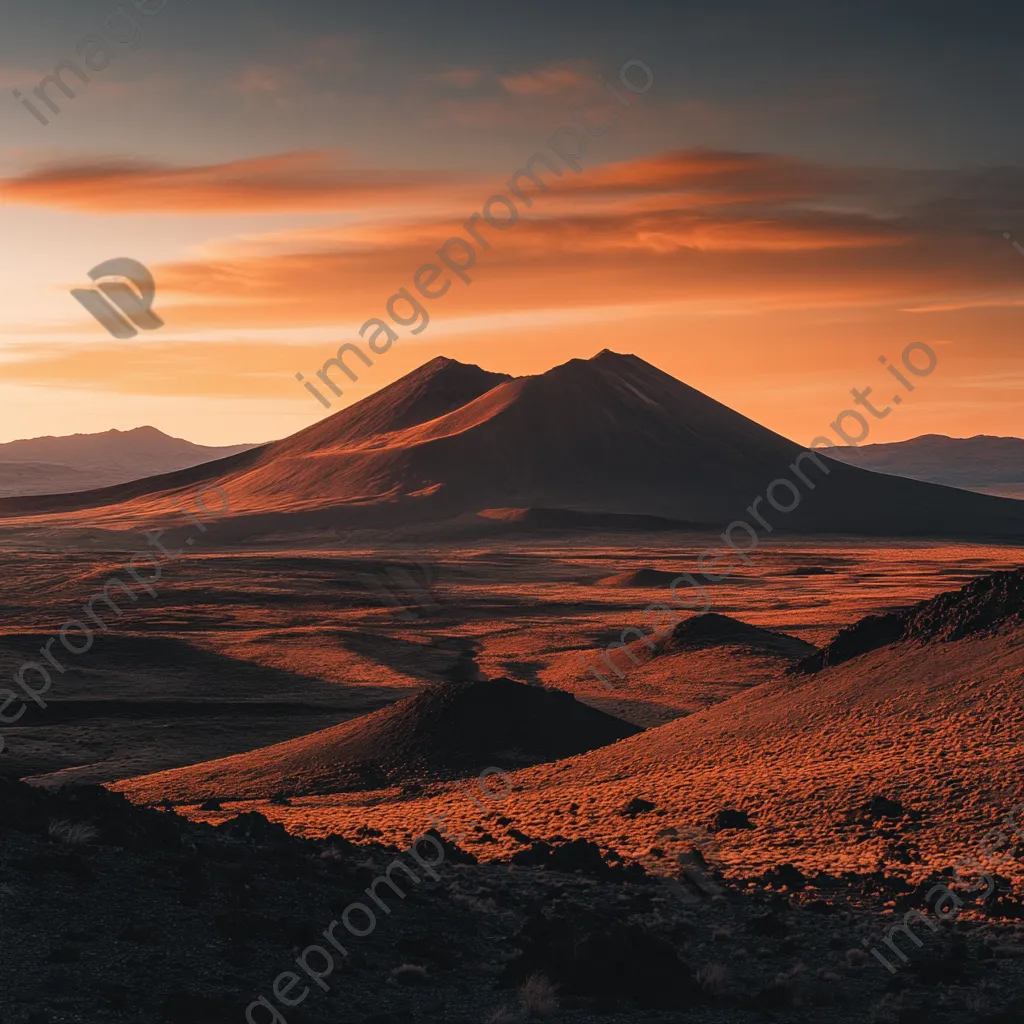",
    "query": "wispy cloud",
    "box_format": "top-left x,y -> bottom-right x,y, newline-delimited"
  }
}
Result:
231,66 -> 290,96
0,151 -> 465,213
498,65 -> 593,97
429,67 -> 485,89
4,147 -> 1022,335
